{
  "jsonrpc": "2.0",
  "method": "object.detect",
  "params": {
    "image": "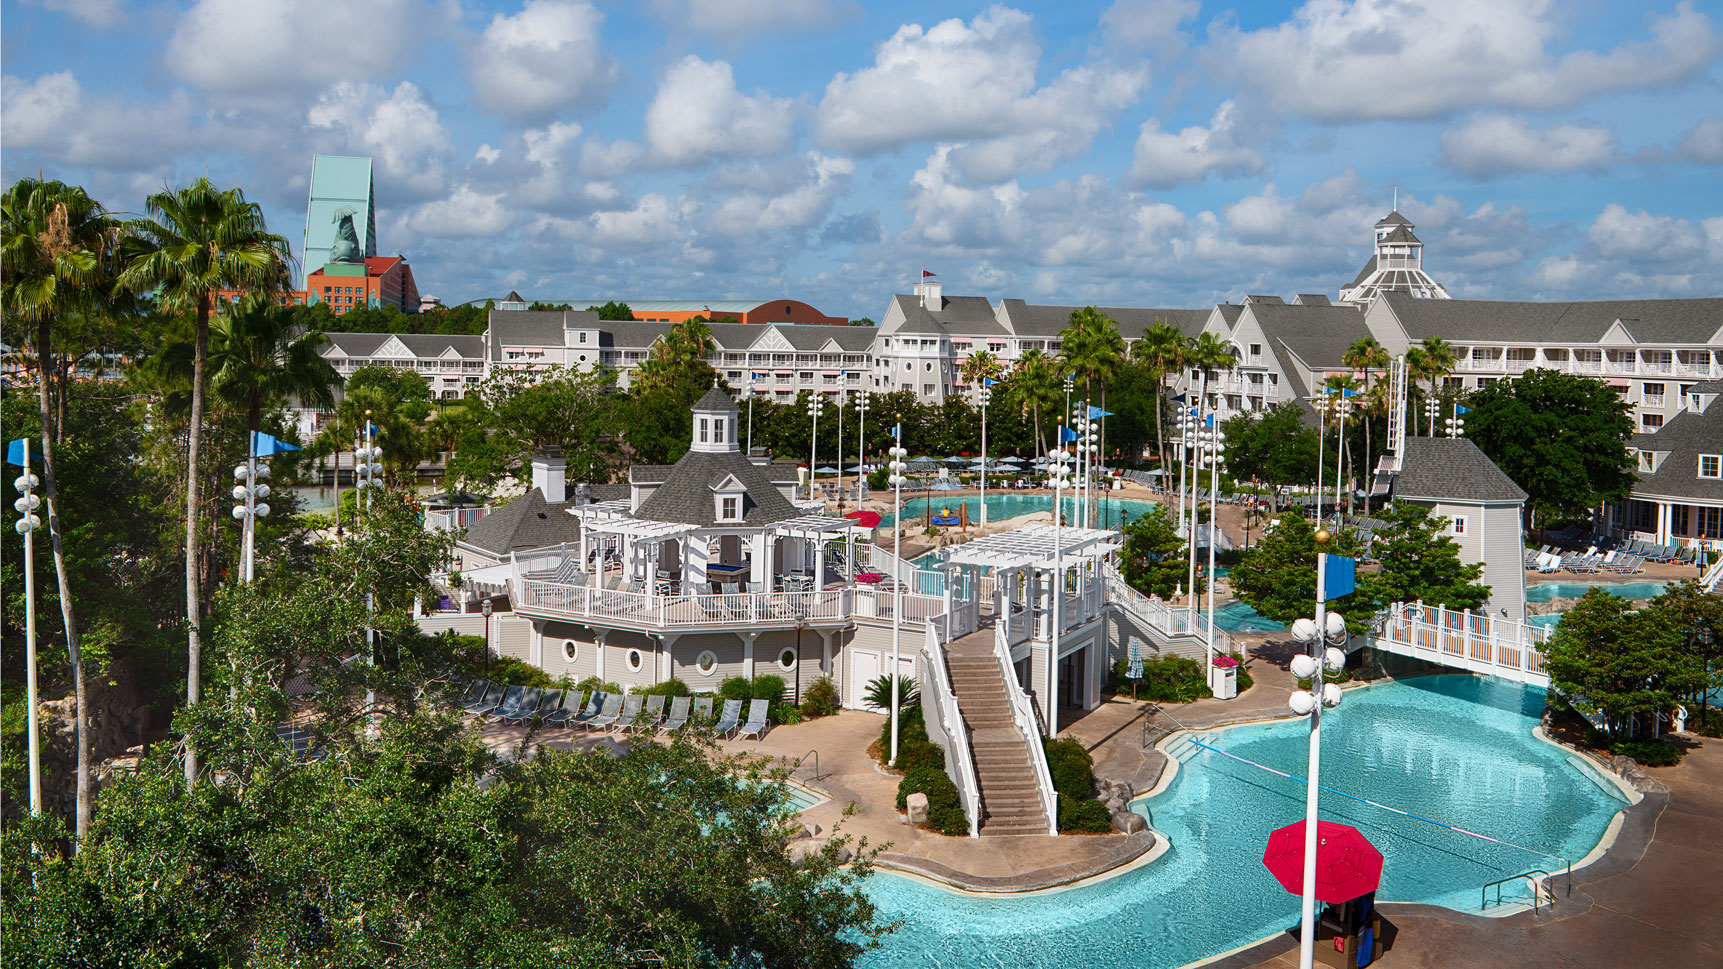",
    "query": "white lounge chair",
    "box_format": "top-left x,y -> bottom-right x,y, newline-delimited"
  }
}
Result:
734,699 -> 770,741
